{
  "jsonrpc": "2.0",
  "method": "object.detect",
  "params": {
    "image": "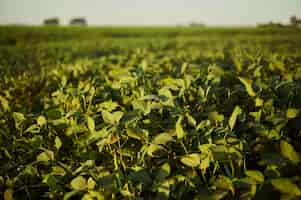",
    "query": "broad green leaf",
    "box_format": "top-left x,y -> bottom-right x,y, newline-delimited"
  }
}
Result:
37,115 -> 47,127
280,140 -> 300,164
36,150 -> 54,162
13,112 -> 25,129
155,162 -> 171,182
200,156 -> 211,172
0,95 -> 10,112
180,153 -> 201,167
55,136 -> 62,150
245,170 -> 264,184
157,179 -> 171,199
186,113 -> 196,127
271,178 -> 301,196
209,111 -> 224,123
86,116 -> 95,132
153,133 -> 174,145
102,110 -> 124,125
286,108 -> 299,119
255,98 -> 264,107
86,126 -> 111,145
238,76 -> 256,97
229,106 -> 242,130
87,177 -> 96,190
147,144 -> 164,157
70,176 -> 87,190
181,62 -> 188,74
176,116 -> 186,139
158,87 -> 174,106
97,101 -> 119,112
25,124 -> 40,134
82,191 -> 105,200
214,175 -> 235,195
126,127 -> 144,140
249,110 -> 262,122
